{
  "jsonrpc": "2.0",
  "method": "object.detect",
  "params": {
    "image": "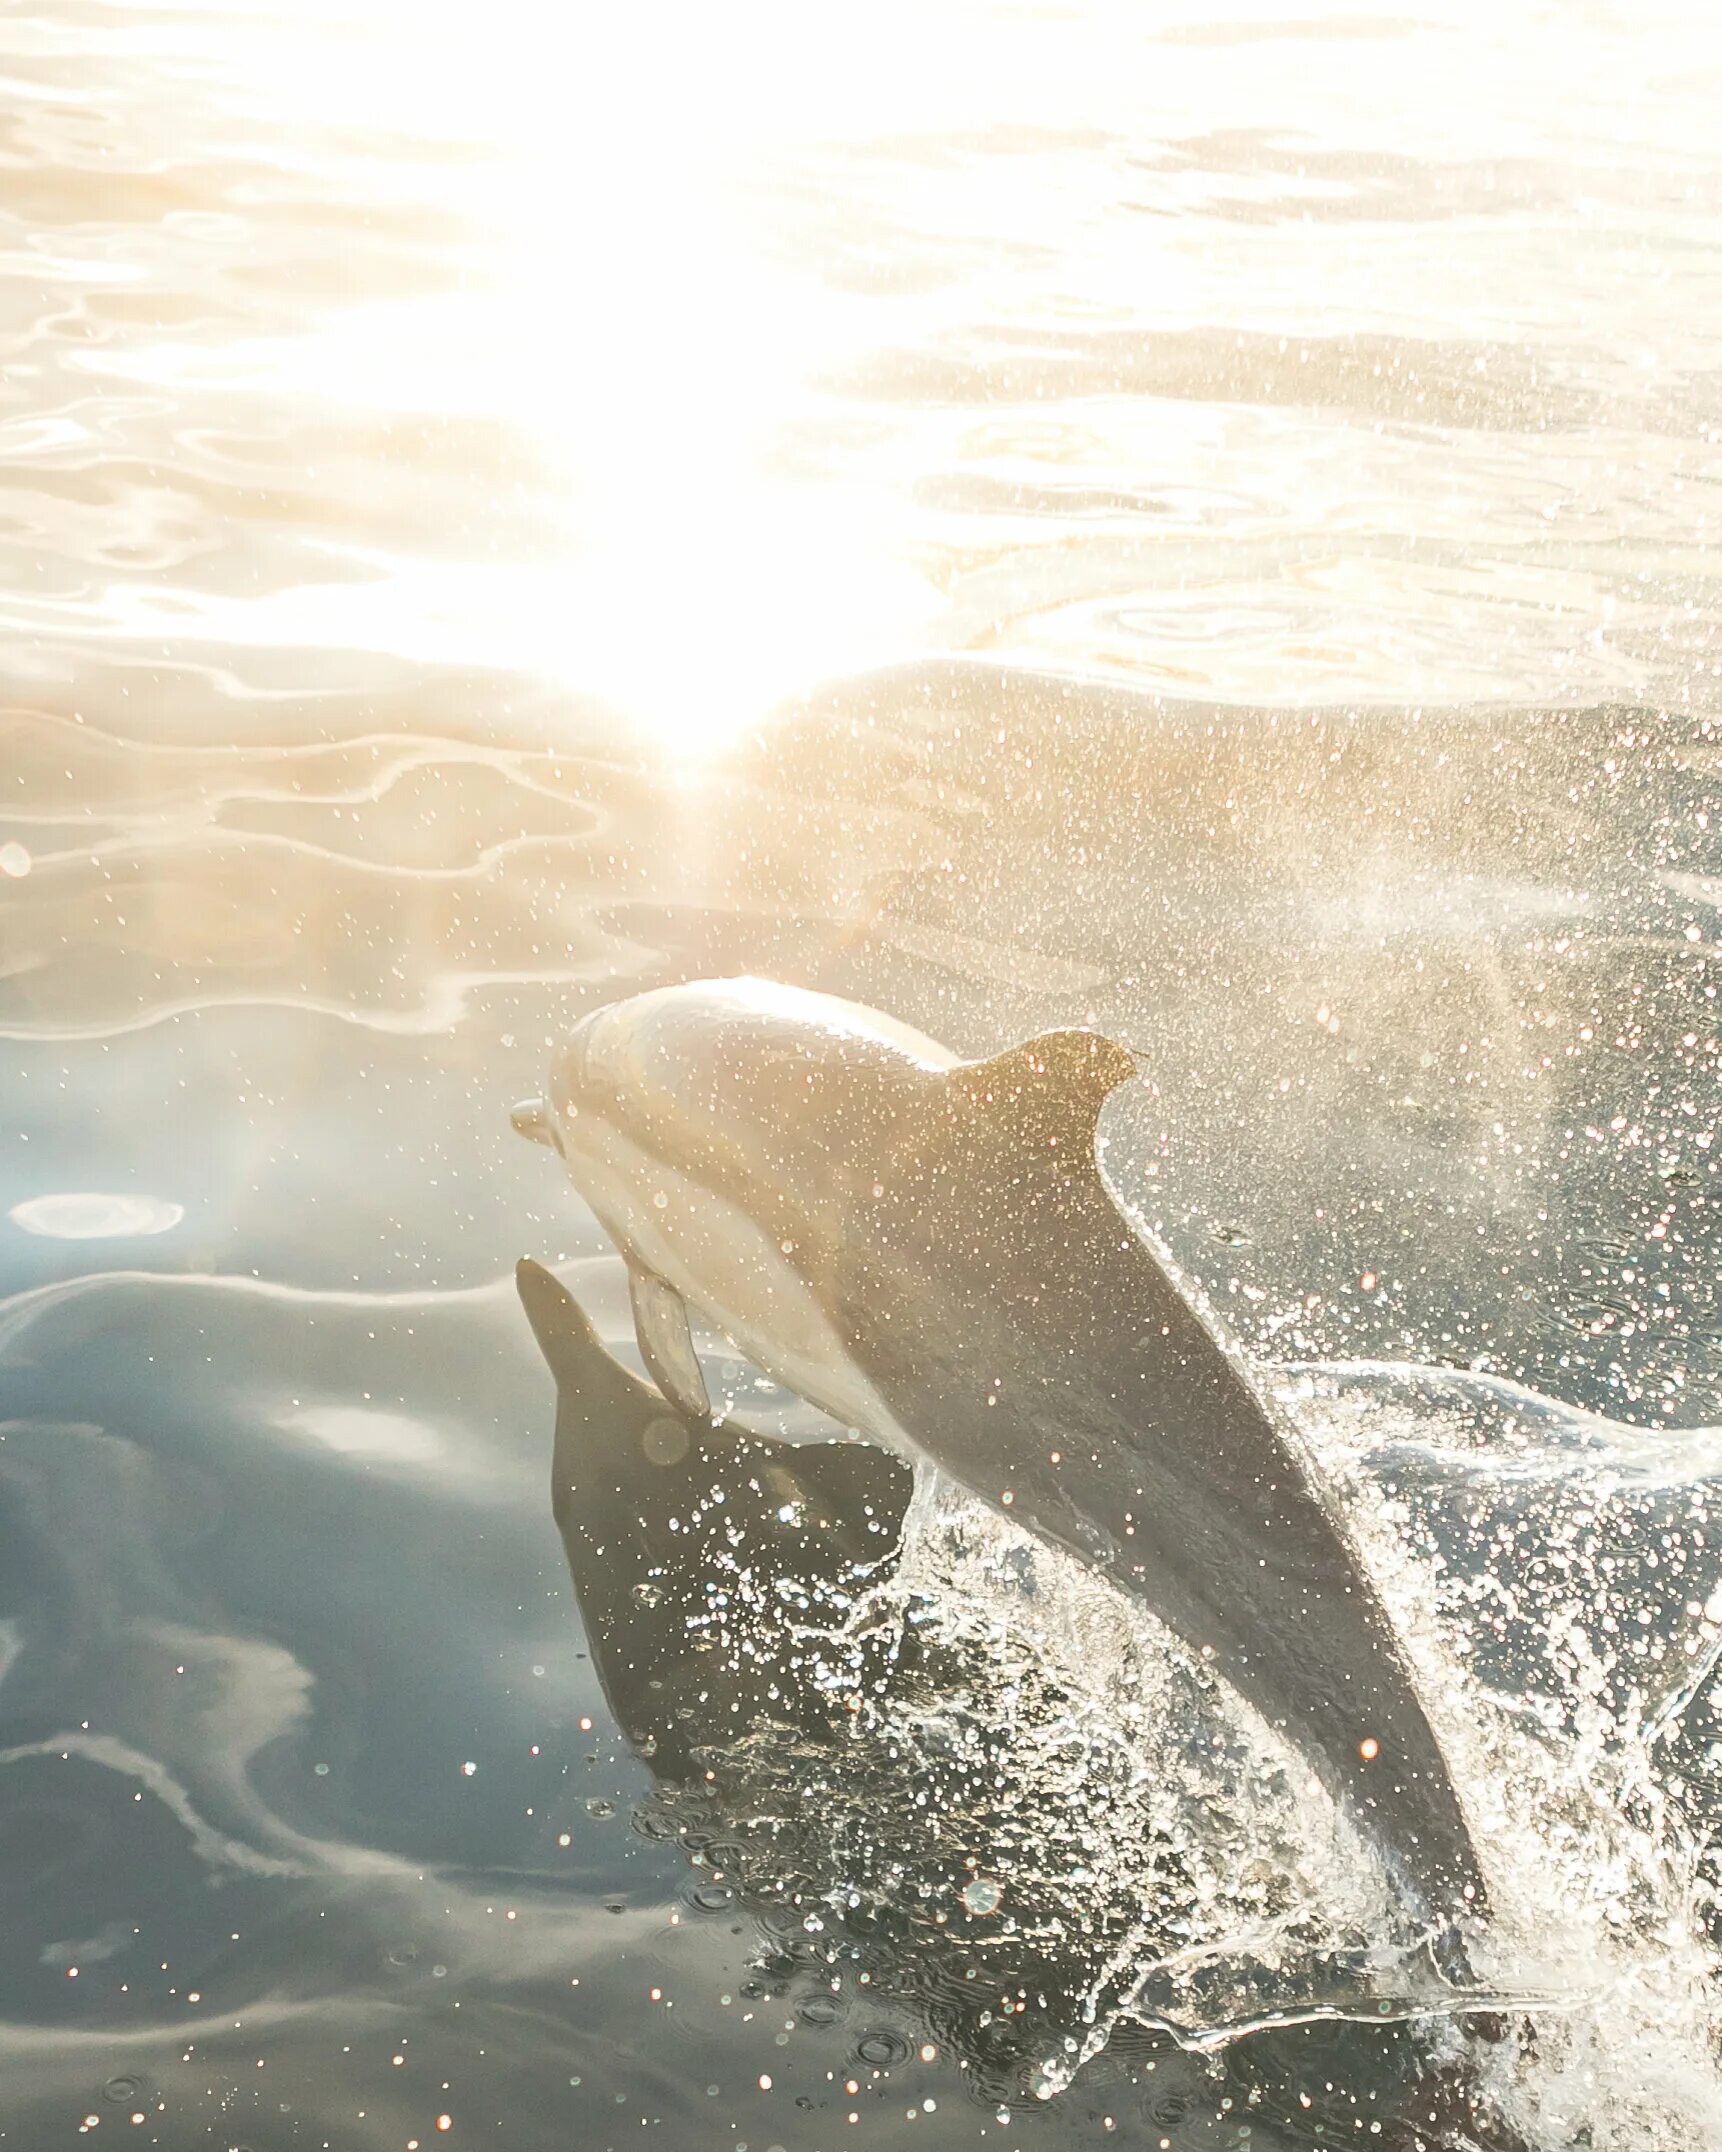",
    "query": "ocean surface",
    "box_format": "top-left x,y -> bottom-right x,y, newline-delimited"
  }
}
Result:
4,1 -> 1722,2145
